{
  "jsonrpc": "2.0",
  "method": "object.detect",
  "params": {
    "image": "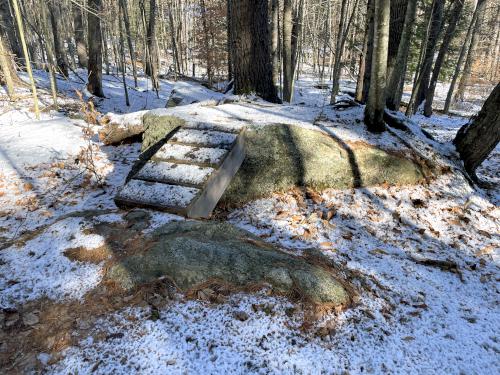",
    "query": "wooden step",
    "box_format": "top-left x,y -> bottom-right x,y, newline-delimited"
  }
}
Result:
115,180 -> 199,213
115,125 -> 246,218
